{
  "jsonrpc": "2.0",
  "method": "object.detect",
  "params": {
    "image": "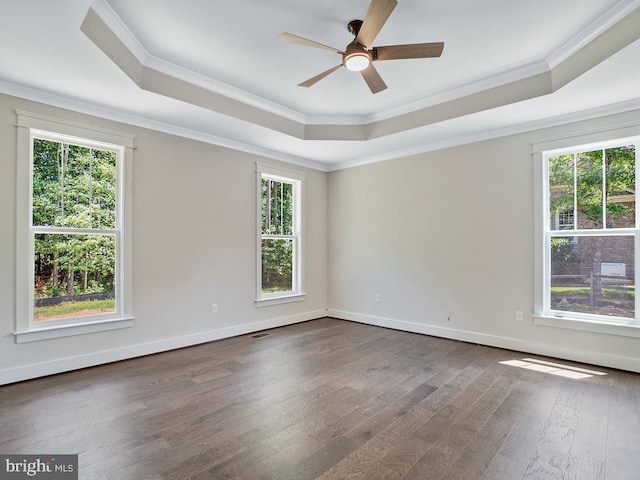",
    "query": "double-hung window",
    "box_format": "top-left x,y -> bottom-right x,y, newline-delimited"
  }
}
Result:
256,164 -> 304,306
536,135 -> 640,334
15,112 -> 134,342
